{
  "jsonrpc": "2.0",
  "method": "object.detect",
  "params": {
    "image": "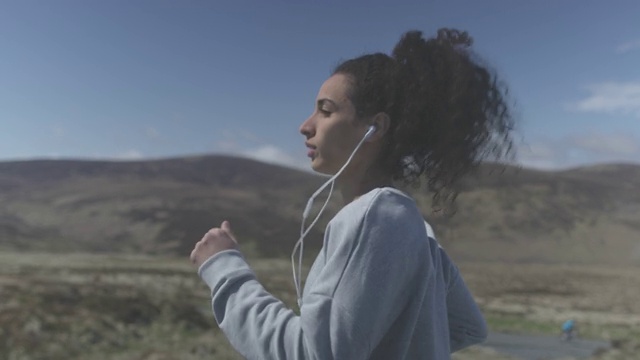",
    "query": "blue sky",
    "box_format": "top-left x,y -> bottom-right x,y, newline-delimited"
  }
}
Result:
1,0 -> 639,170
